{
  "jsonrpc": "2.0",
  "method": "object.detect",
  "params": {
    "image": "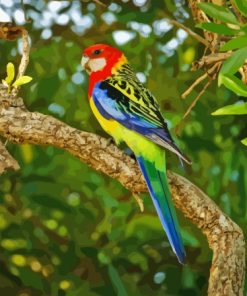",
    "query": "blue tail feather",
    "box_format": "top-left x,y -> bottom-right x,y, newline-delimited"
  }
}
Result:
137,156 -> 186,264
